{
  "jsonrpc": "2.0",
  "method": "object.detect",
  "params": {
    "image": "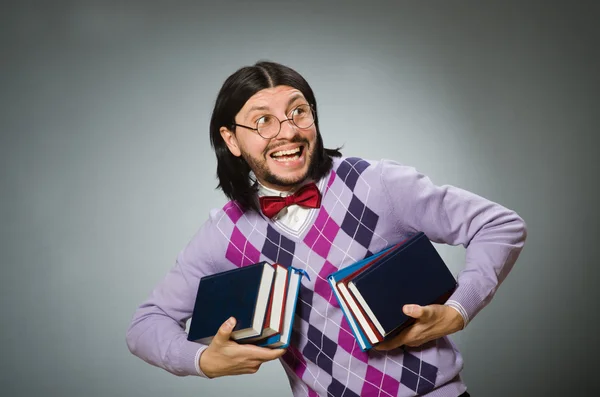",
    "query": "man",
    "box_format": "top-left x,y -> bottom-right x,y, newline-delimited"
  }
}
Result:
126,61 -> 527,396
